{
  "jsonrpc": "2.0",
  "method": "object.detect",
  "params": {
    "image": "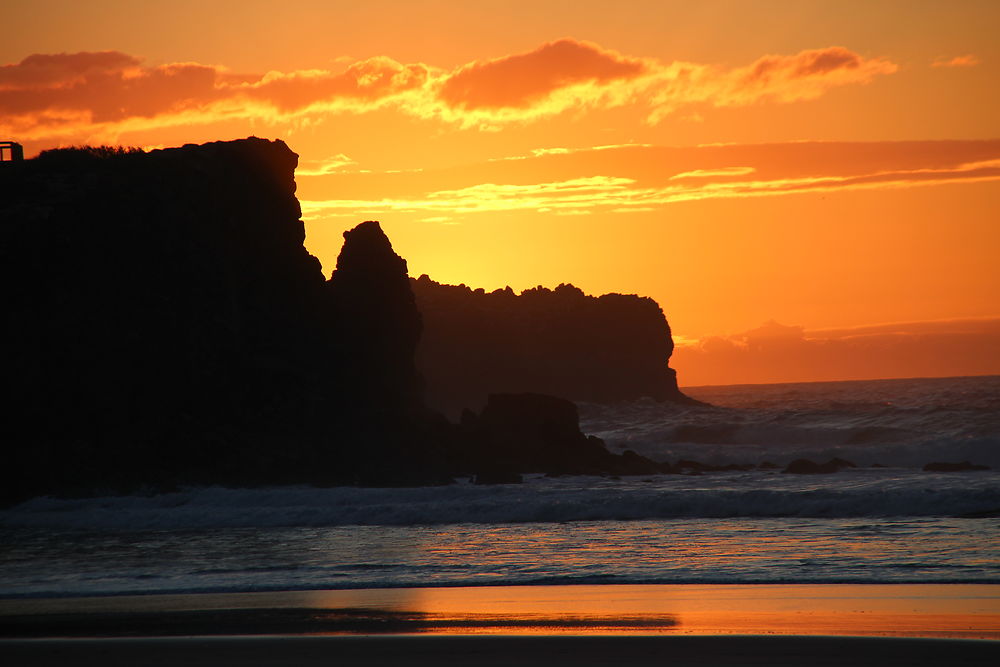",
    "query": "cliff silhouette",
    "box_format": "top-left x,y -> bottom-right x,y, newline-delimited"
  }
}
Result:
0,139 -> 453,502
412,276 -> 695,414
0,138 -> 667,503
